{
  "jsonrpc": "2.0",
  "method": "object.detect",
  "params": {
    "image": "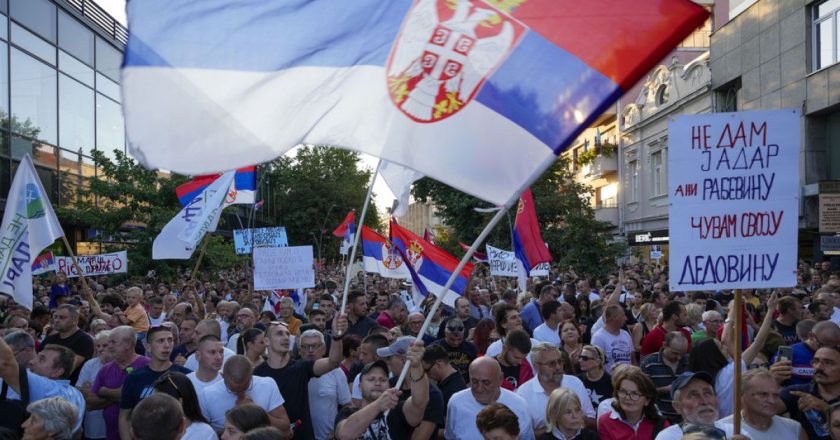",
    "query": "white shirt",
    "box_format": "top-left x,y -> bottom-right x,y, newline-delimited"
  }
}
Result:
184,346 -> 236,373
218,319 -> 230,345
597,398 -> 615,424
533,323 -> 561,347
226,333 -> 240,352
719,414 -> 802,439
199,375 -> 285,430
655,421 -> 735,440
715,361 -> 745,418
832,306 -> 840,327
590,327 -> 633,374
445,388 -> 534,440
187,370 -> 222,398
77,357 -> 107,439
181,421 -> 217,440
309,368 -> 351,440
516,375 -> 595,432
148,311 -> 167,327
